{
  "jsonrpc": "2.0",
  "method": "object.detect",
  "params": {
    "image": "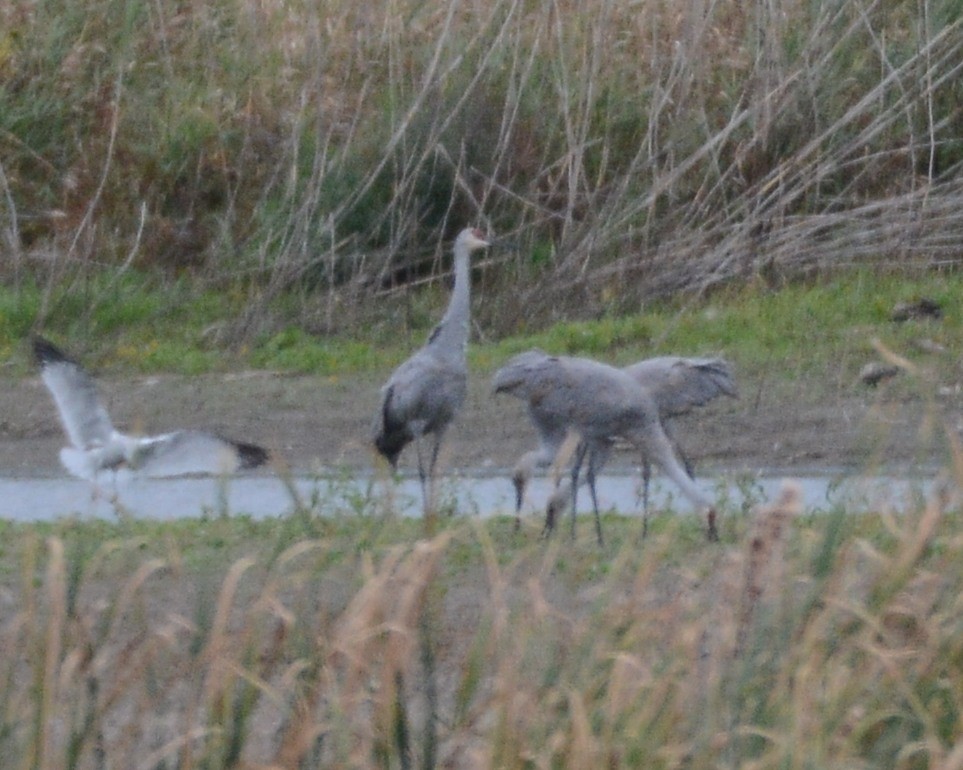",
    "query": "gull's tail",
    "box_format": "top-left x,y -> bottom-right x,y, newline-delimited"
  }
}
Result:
59,447 -> 98,481
33,336 -> 75,367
